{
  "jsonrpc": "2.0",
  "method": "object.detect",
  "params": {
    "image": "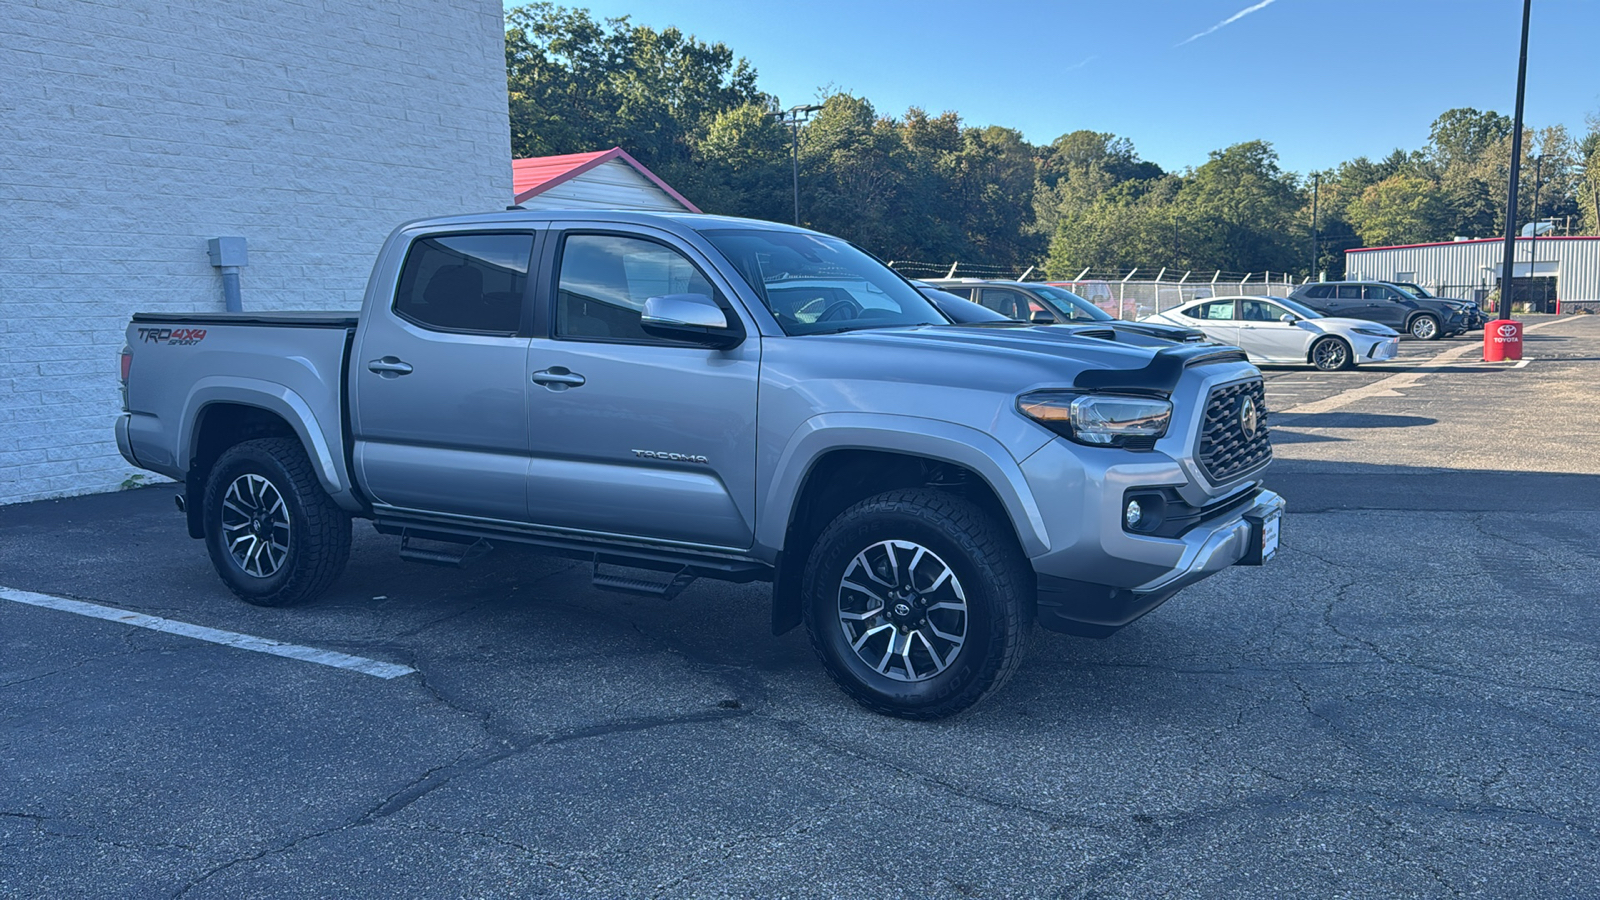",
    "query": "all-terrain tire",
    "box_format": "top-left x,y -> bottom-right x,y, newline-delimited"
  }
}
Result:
203,437 -> 351,607
802,489 -> 1032,719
